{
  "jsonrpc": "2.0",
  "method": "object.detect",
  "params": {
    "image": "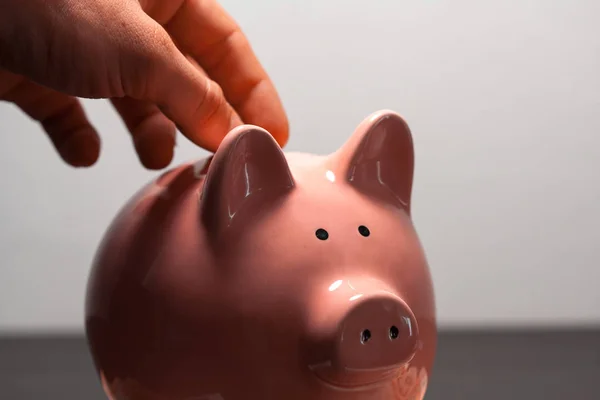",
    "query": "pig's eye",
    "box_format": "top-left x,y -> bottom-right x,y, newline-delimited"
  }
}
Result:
389,325 -> 399,339
315,228 -> 329,241
358,225 -> 370,237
